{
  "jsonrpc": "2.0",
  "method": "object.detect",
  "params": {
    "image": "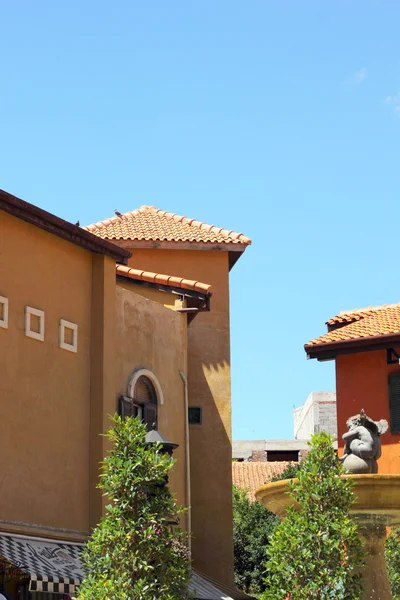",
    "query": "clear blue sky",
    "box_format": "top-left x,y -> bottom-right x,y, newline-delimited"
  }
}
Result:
2,2 -> 400,439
